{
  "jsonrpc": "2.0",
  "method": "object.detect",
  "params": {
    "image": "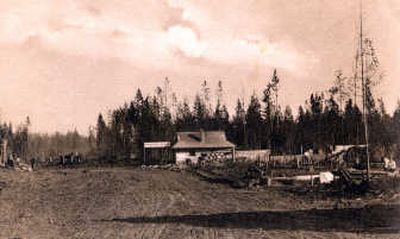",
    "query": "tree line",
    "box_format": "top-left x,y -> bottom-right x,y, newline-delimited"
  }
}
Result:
95,69 -> 400,161
1,70 -> 396,162
0,117 -> 91,161
0,117 -> 30,160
